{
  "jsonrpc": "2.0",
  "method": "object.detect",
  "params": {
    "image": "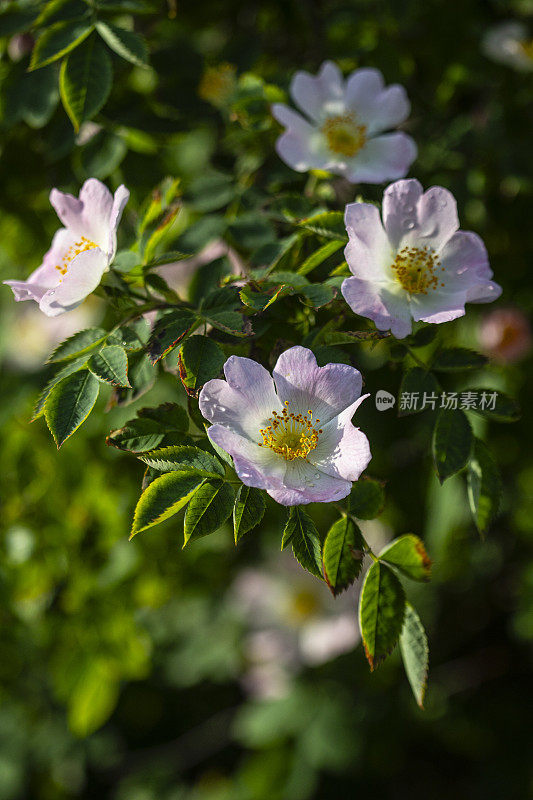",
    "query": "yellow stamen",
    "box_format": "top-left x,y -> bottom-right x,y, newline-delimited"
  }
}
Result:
54,236 -> 98,279
391,245 -> 444,295
321,113 -> 367,157
258,402 -> 322,461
